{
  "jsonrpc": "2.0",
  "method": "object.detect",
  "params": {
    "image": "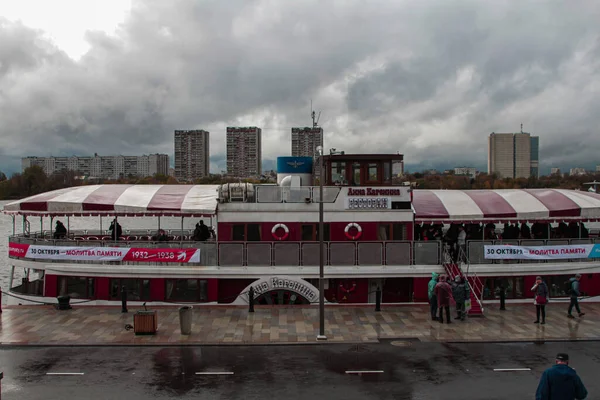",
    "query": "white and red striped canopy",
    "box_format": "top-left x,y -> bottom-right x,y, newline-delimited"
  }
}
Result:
2,185 -> 220,217
4,185 -> 600,222
413,189 -> 600,223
